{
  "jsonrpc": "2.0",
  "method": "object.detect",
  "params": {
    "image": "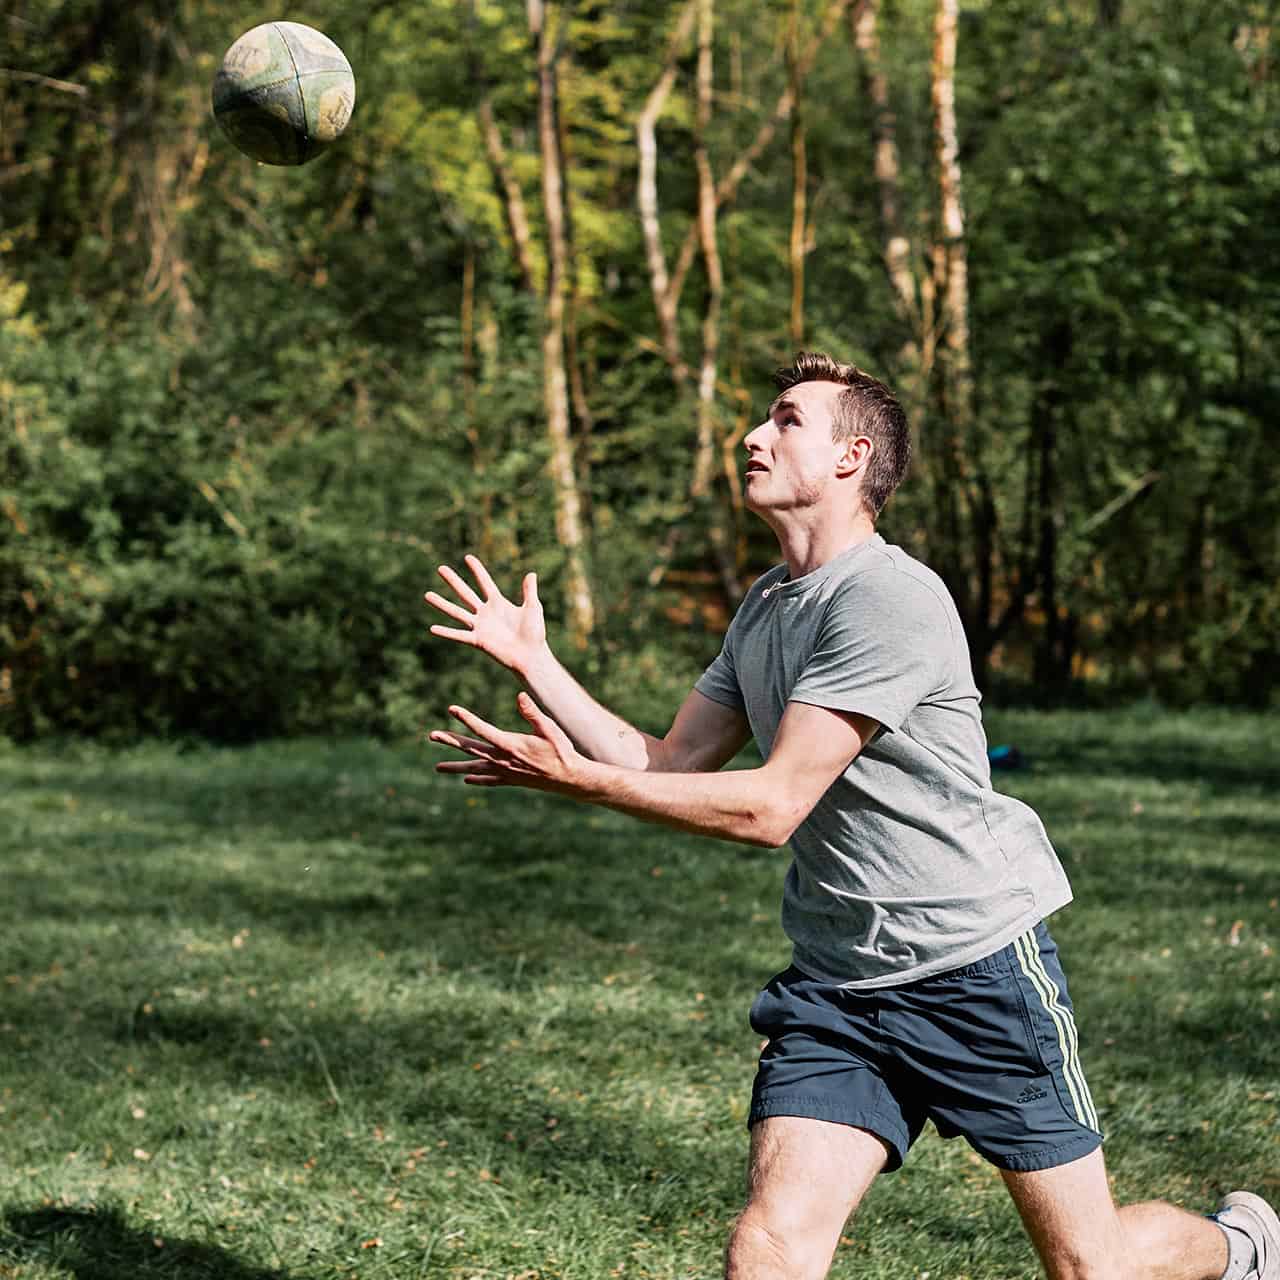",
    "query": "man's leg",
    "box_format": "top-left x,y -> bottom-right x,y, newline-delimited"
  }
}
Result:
724,1116 -> 890,1280
1002,1146 -> 1232,1280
